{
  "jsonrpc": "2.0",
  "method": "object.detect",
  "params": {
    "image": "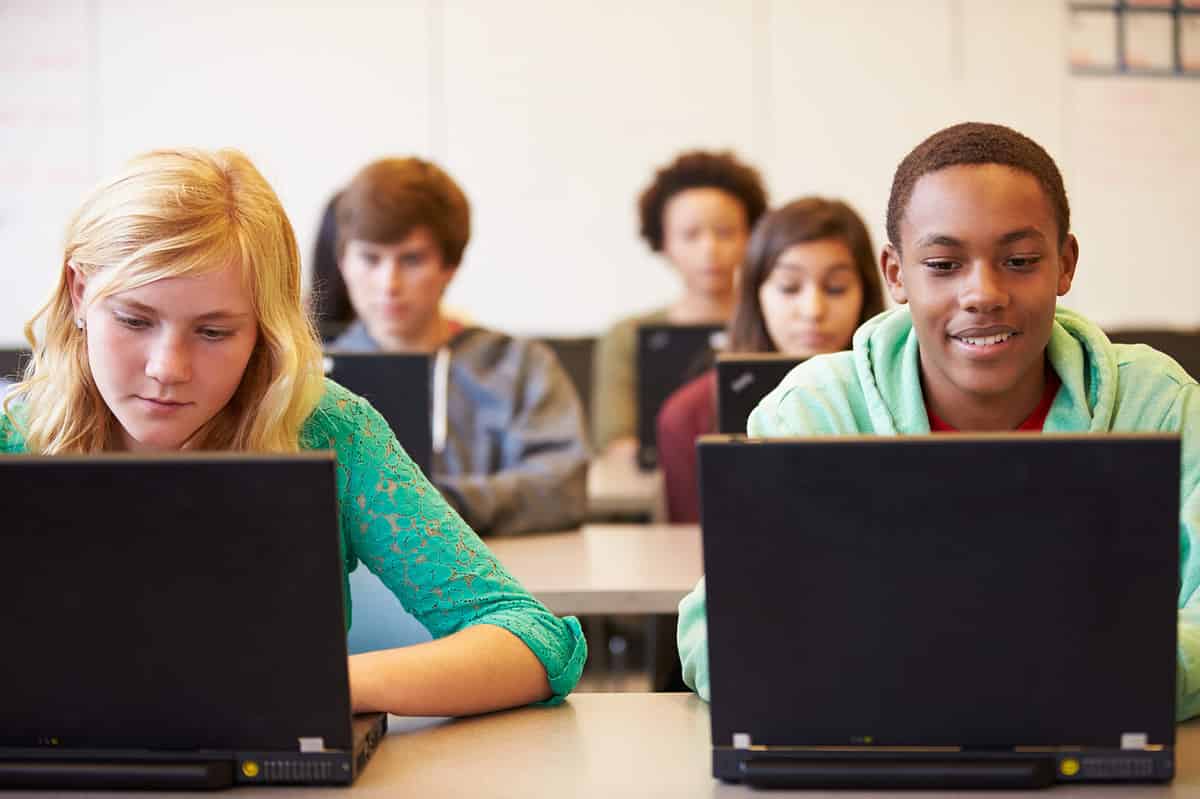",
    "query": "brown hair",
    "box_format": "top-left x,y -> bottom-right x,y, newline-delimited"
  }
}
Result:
637,150 -> 768,252
336,157 -> 471,265
886,122 -> 1070,251
728,197 -> 885,352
